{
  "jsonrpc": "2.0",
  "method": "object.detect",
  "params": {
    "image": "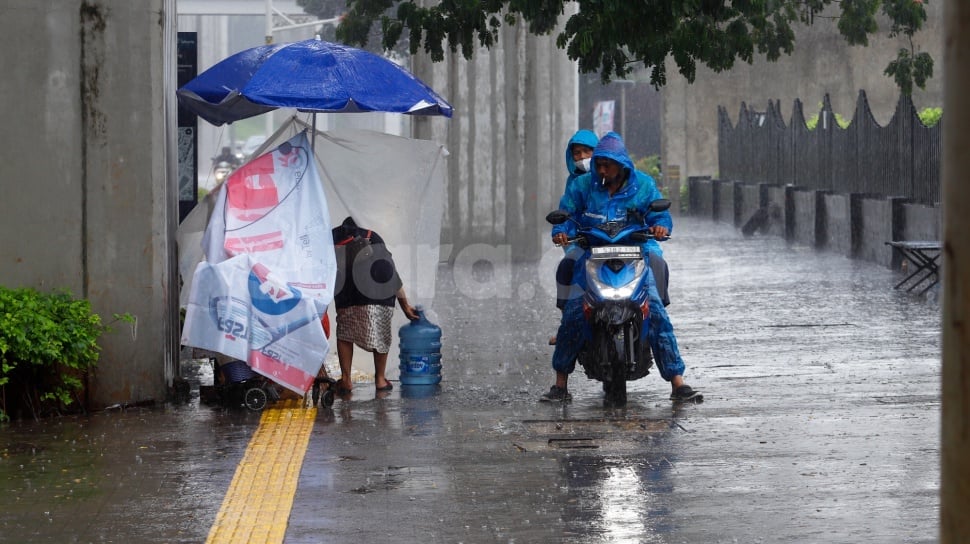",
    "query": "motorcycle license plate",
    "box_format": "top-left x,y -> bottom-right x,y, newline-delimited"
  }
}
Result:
591,245 -> 641,260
